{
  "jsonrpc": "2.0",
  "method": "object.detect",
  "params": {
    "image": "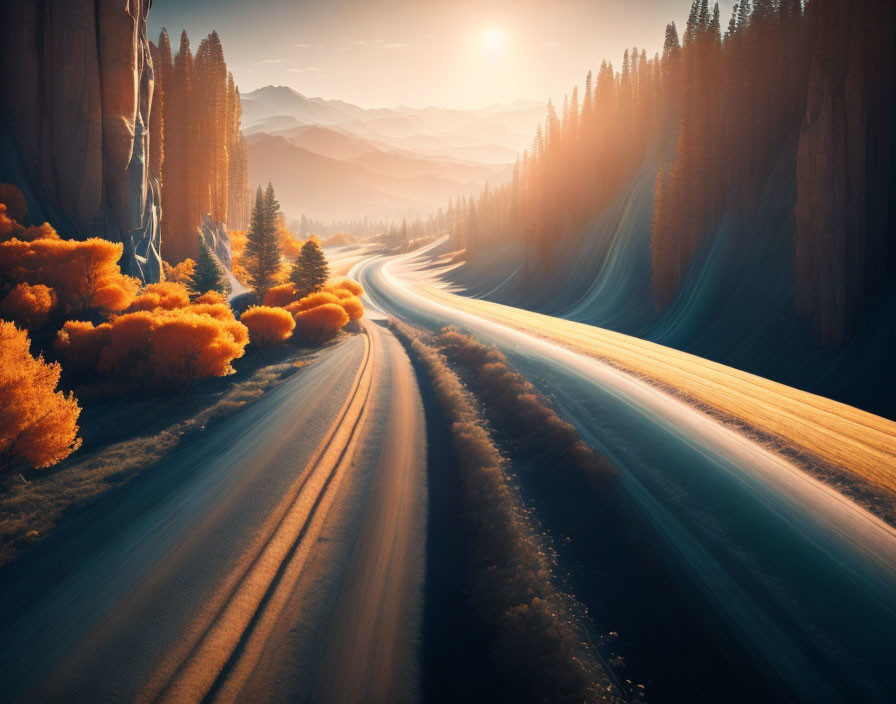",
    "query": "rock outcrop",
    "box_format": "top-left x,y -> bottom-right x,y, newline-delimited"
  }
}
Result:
0,0 -> 161,282
795,0 -> 896,346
